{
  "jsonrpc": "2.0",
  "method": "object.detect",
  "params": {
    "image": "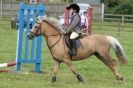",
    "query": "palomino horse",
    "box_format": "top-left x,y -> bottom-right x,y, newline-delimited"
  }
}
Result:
27,16 -> 127,83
